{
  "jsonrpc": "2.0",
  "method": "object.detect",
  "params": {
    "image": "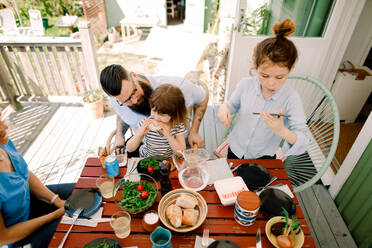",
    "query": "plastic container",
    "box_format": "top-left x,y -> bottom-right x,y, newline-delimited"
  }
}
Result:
214,176 -> 248,206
